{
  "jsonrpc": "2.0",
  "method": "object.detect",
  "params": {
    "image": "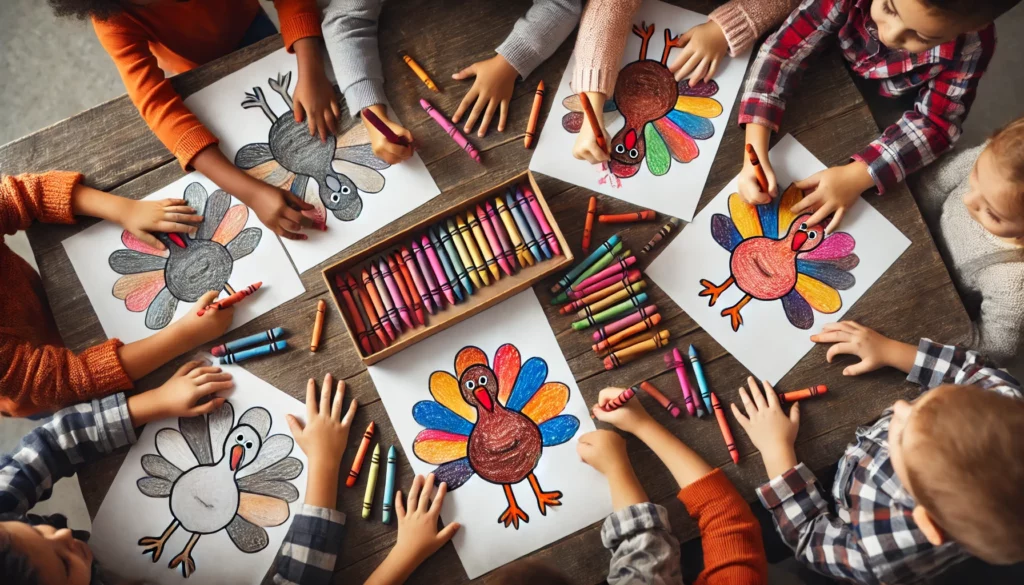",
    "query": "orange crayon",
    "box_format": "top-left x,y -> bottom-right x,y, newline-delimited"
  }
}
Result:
346,421 -> 376,487
638,381 -> 681,418
350,273 -> 389,348
579,92 -> 607,152
197,281 -> 261,316
598,210 -> 656,224
711,392 -> 739,464
746,144 -> 769,194
778,385 -> 828,404
399,50 -> 438,92
599,329 -> 669,357
582,196 -> 597,252
592,312 -> 661,353
362,269 -> 396,342
524,80 -> 544,149
310,299 -> 326,352
603,328 -> 669,370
